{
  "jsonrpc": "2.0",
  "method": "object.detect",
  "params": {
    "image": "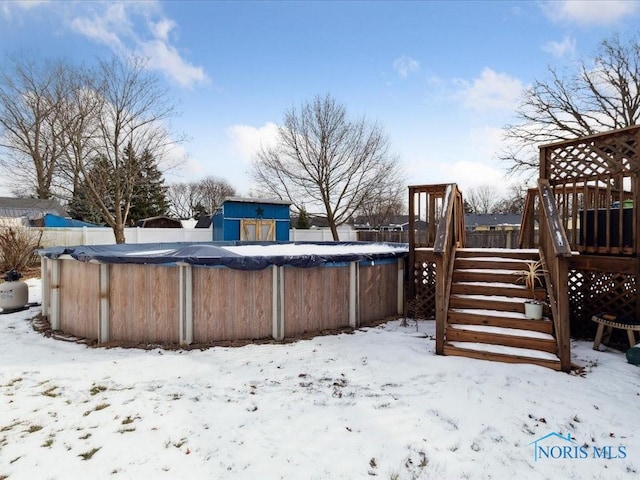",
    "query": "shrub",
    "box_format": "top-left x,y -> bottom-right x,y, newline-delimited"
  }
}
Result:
0,223 -> 43,272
